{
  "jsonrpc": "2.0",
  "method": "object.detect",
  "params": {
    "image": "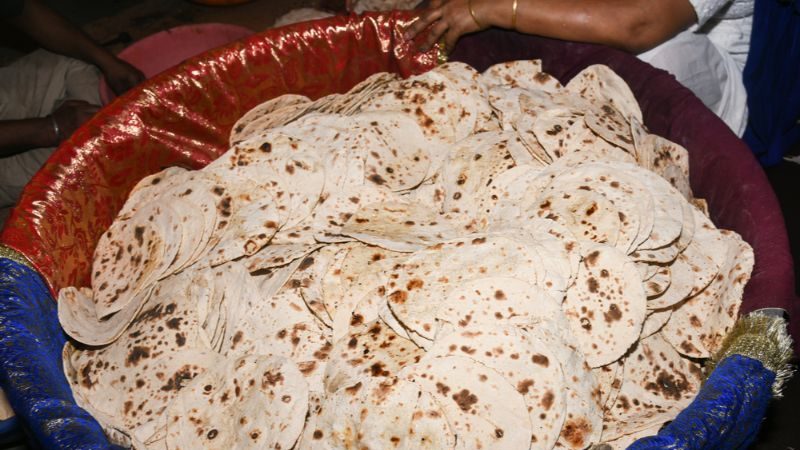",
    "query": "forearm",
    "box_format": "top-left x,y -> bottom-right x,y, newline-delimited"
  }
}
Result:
0,118 -> 58,157
474,0 -> 696,53
8,0 -> 118,72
